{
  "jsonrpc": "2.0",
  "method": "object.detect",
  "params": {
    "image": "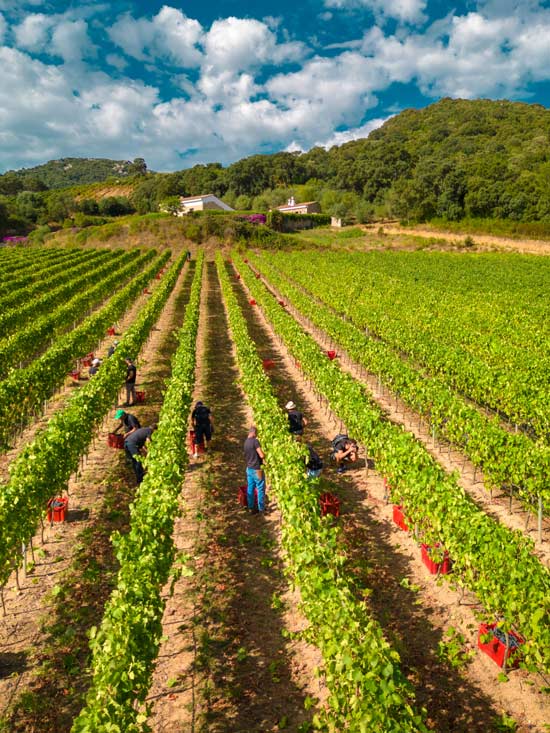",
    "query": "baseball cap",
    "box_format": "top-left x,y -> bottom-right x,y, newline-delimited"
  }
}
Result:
115,408 -> 125,419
